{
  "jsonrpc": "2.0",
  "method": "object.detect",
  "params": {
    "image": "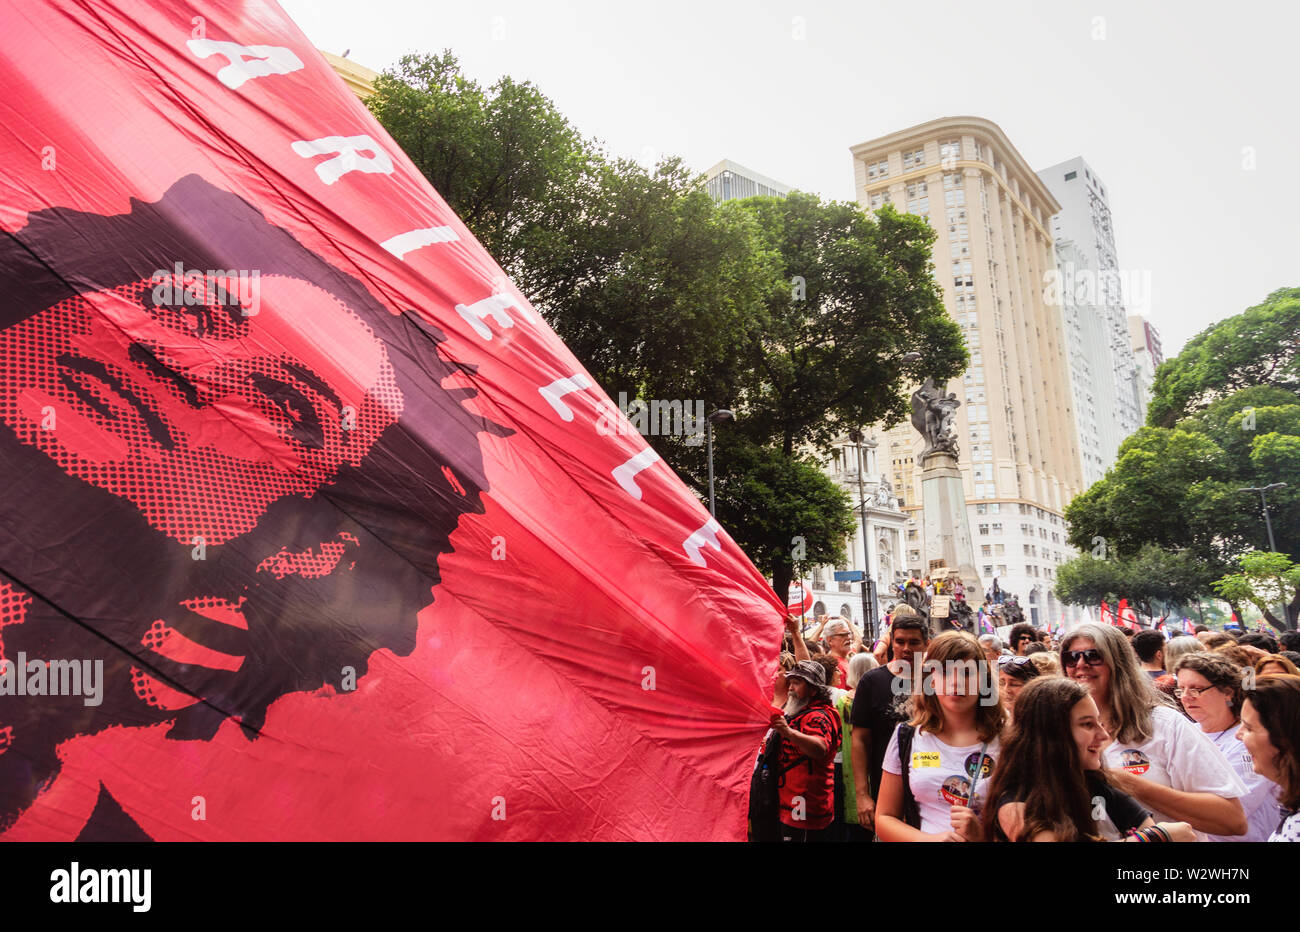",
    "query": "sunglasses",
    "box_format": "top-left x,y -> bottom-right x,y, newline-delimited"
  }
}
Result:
998,655 -> 1035,669
1063,648 -> 1105,668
